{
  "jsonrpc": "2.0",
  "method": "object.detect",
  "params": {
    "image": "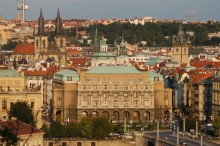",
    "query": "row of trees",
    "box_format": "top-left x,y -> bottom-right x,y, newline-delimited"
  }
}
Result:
68,21 -> 220,47
42,117 -> 112,140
